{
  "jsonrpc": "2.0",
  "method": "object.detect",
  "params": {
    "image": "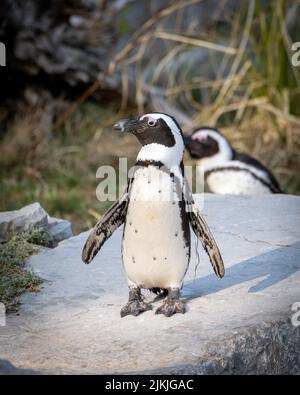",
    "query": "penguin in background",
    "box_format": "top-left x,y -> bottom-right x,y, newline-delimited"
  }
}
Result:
82,113 -> 224,317
184,127 -> 282,195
